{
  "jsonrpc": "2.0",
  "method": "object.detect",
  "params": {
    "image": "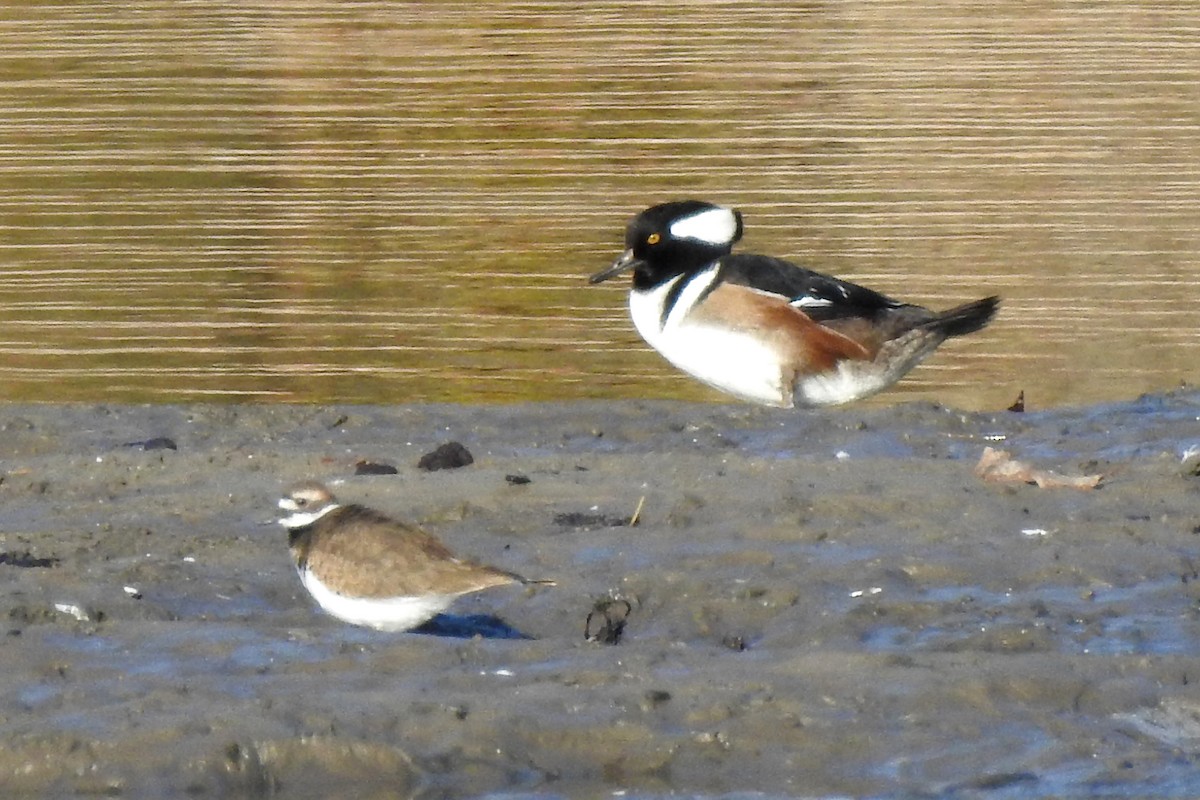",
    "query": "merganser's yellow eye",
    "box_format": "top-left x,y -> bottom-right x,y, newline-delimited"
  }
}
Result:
646,233 -> 660,245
